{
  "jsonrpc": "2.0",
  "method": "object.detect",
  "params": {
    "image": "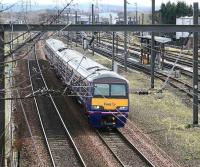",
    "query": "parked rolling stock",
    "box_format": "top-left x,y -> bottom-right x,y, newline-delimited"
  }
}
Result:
44,38 -> 129,128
